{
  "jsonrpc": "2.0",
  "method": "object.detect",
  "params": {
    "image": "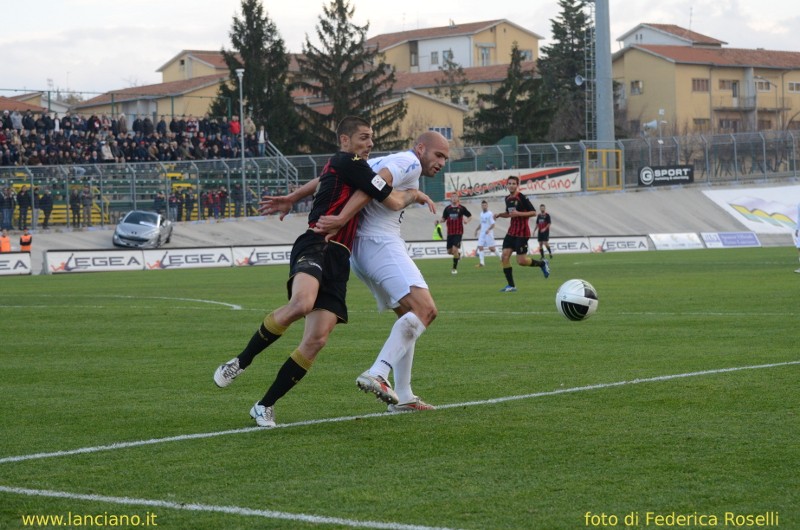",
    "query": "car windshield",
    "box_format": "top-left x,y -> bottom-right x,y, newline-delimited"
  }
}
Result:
123,212 -> 158,227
